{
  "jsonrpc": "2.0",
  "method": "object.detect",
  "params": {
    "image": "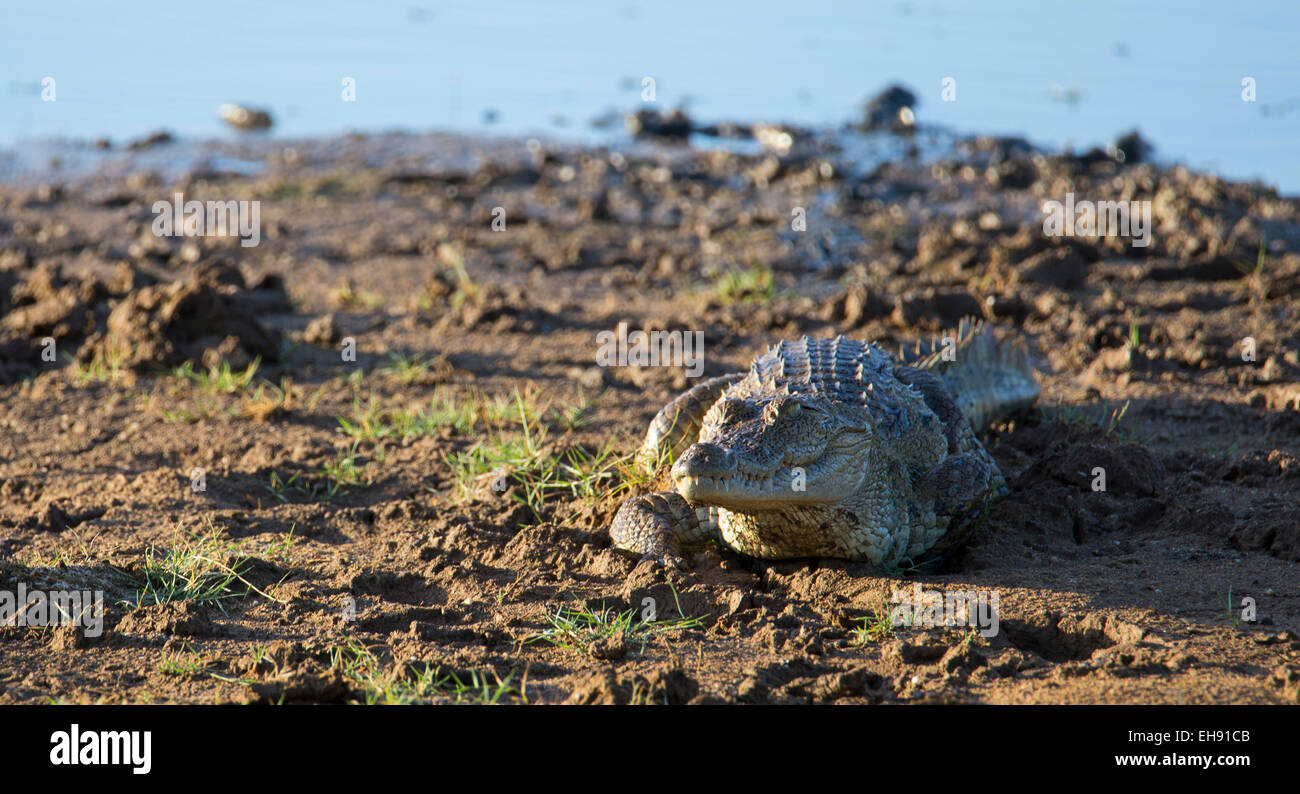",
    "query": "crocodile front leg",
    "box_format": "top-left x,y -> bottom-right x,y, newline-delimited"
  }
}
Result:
610,491 -> 720,565
910,450 -> 1004,558
915,450 -> 1003,514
